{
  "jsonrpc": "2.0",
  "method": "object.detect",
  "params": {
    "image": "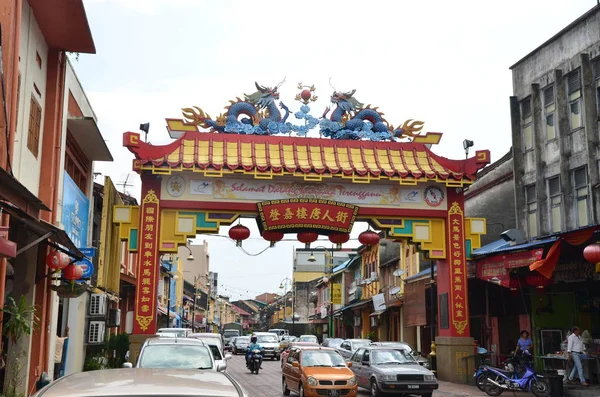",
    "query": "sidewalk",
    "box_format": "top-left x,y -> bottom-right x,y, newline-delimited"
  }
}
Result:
434,381 -> 535,397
